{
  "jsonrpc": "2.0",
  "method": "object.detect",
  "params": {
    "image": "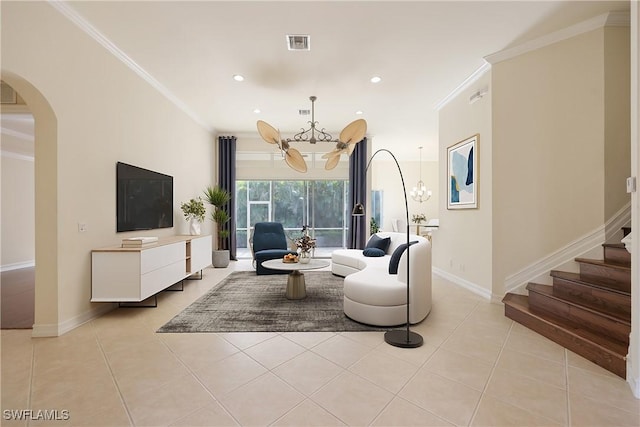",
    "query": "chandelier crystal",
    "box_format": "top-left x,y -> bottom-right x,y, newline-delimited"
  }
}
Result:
410,146 -> 432,203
